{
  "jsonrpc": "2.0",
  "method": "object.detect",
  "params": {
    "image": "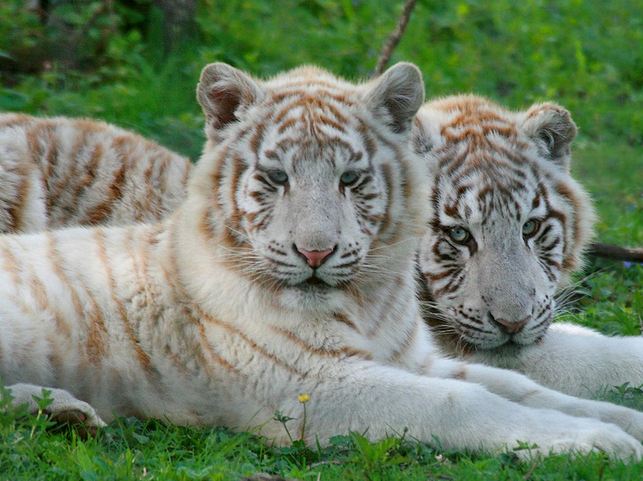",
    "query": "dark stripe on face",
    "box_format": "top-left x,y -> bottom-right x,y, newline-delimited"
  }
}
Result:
250,122 -> 266,157
554,182 -> 582,270
357,121 -> 377,159
378,163 -> 394,236
541,237 -> 561,252
432,239 -> 457,263
433,273 -> 464,298
424,269 -> 458,282
229,154 -> 245,228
